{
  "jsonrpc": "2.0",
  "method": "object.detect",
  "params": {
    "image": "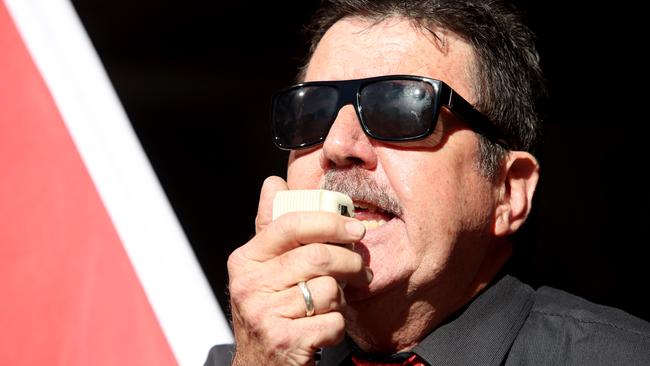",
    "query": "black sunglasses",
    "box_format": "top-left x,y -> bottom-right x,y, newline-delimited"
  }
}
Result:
271,75 -> 509,150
